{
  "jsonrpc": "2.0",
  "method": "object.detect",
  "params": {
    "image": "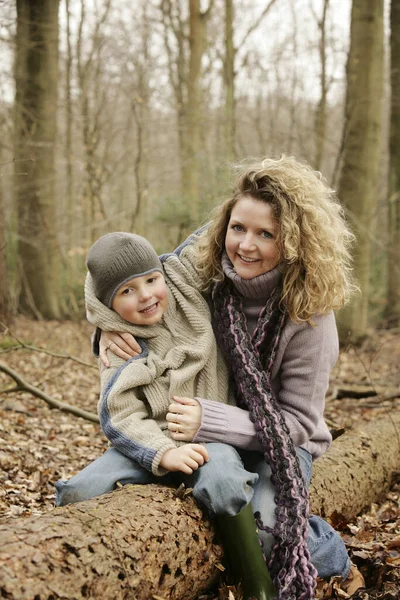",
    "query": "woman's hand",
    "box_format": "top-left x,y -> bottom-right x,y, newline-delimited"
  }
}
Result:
166,396 -> 202,442
159,444 -> 209,474
100,331 -> 142,367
